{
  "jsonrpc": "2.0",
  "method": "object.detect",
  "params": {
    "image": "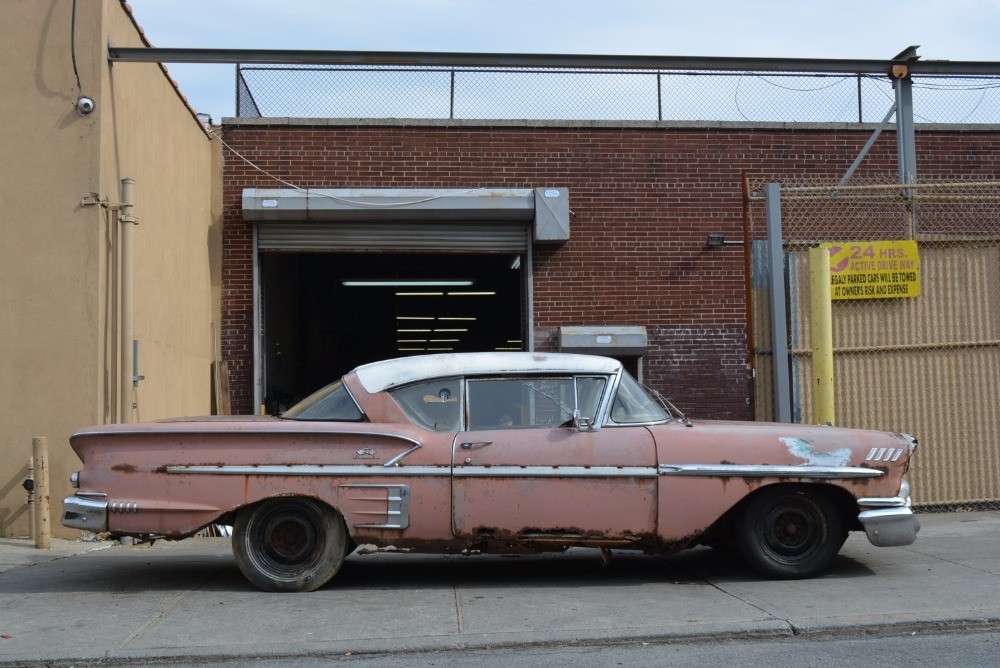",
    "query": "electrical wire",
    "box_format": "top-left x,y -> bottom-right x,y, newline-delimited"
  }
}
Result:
219,137 -> 490,208
71,0 -> 82,92
753,74 -> 849,92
